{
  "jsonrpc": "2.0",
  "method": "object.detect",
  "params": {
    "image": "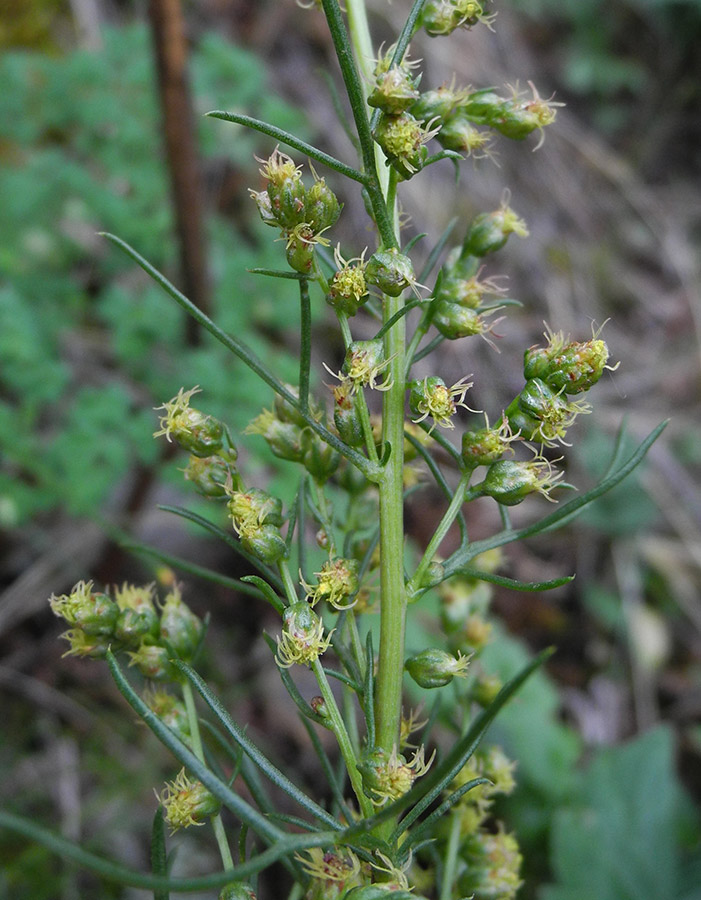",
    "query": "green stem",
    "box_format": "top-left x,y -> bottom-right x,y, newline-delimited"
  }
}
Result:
181,681 -> 234,871
299,277 -> 312,414
407,472 -> 469,598
279,561 -> 300,607
310,658 -> 375,818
